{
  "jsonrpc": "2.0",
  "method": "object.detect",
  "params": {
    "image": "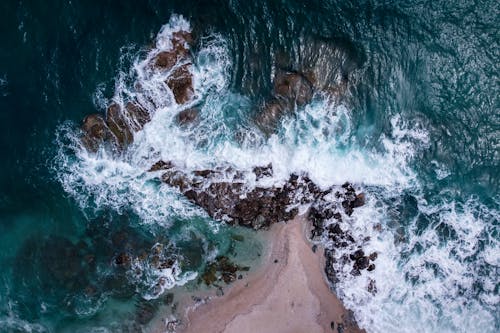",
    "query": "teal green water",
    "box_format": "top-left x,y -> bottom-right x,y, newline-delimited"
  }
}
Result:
0,1 -> 498,332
